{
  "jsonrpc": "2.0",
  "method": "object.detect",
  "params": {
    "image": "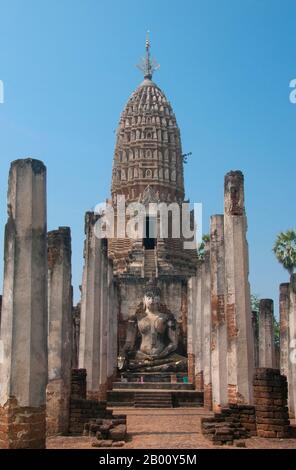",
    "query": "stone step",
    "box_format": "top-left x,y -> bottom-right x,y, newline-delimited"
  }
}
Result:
107,389 -> 204,408
135,404 -> 172,408
135,392 -> 171,395
135,390 -> 173,409
119,372 -> 188,383
144,251 -> 156,277
135,391 -> 171,395
113,382 -> 194,390
177,402 -> 201,408
108,402 -> 135,407
135,396 -> 171,400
